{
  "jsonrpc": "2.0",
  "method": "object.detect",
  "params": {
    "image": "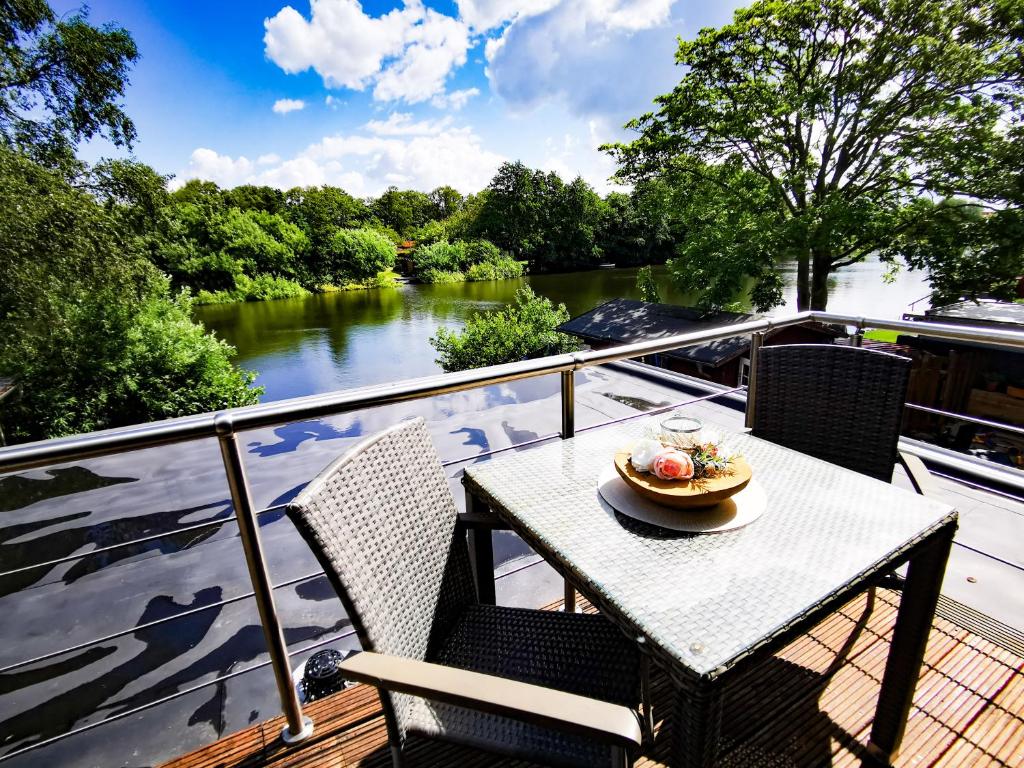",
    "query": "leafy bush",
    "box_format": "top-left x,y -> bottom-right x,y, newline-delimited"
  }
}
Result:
0,146 -> 260,441
410,218 -> 448,245
413,240 -> 468,277
465,256 -> 524,281
430,287 -> 578,372
328,227 -> 397,280
636,265 -> 661,303
115,286 -> 261,421
339,270 -> 402,290
195,274 -> 308,304
420,269 -> 466,284
460,239 -> 496,263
